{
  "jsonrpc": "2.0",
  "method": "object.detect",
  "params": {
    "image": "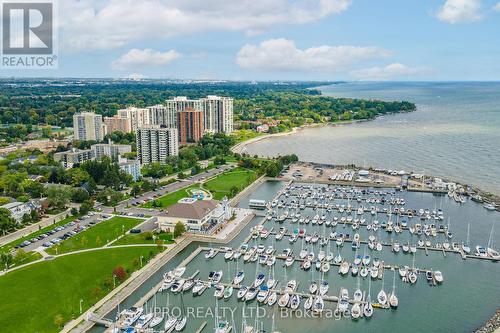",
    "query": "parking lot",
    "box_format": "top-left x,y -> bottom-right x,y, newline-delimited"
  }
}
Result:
17,212 -> 112,253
